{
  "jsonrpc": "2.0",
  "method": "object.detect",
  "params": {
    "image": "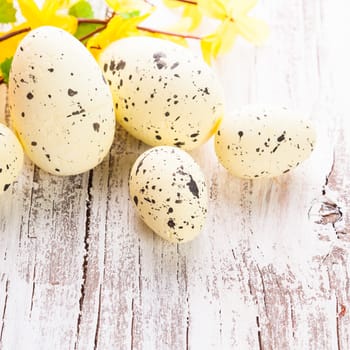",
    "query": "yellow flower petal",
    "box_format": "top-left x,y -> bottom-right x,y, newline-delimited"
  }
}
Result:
218,20 -> 238,54
106,0 -> 149,13
17,0 -> 41,26
198,0 -> 228,20
87,12 -> 150,59
163,0 -> 182,9
182,5 -> 203,31
200,20 -> 239,64
236,15 -> 269,45
49,14 -> 78,33
228,0 -> 258,18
